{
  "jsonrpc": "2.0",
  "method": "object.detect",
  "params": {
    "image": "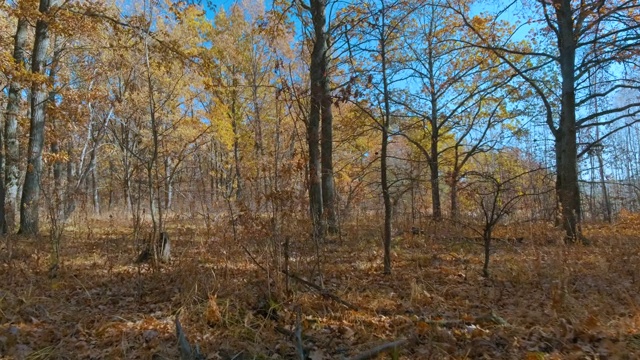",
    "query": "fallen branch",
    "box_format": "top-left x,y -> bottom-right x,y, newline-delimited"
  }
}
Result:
241,245 -> 268,273
347,337 -> 413,360
282,270 -> 360,311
